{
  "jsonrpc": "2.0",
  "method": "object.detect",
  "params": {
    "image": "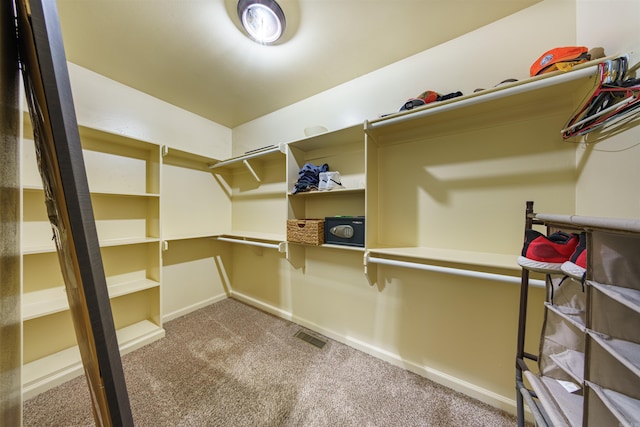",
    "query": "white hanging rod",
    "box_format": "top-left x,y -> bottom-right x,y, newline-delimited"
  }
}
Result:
216,236 -> 282,250
367,65 -> 598,131
208,145 -> 282,169
365,255 -> 546,288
